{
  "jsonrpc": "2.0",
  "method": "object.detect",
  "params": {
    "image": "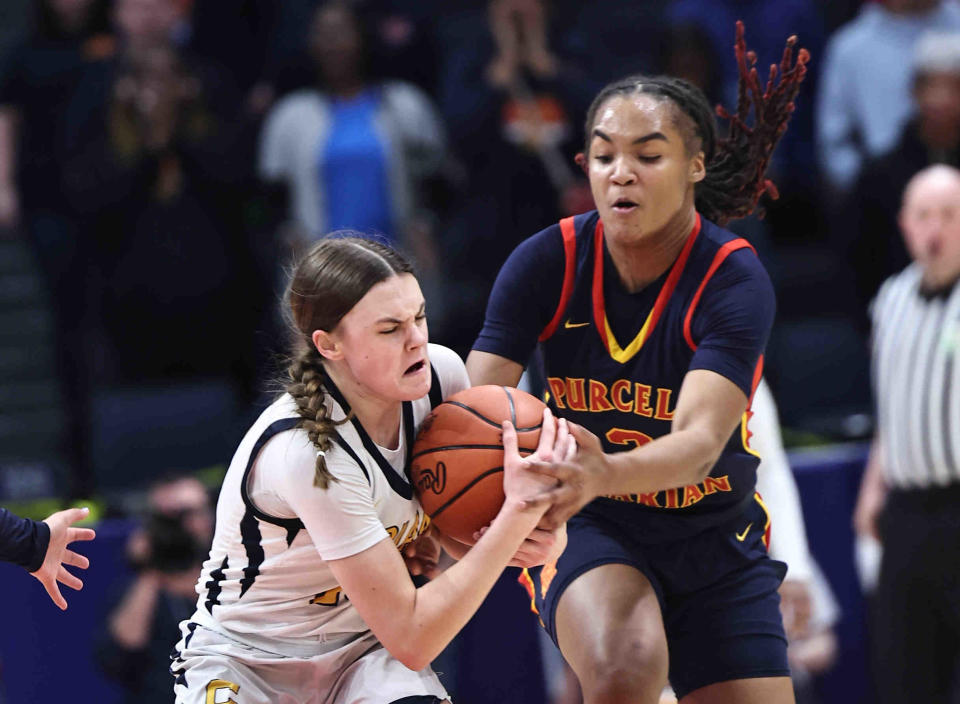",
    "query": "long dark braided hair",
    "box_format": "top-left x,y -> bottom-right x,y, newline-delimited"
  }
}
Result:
579,21 -> 809,227
285,234 -> 415,488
